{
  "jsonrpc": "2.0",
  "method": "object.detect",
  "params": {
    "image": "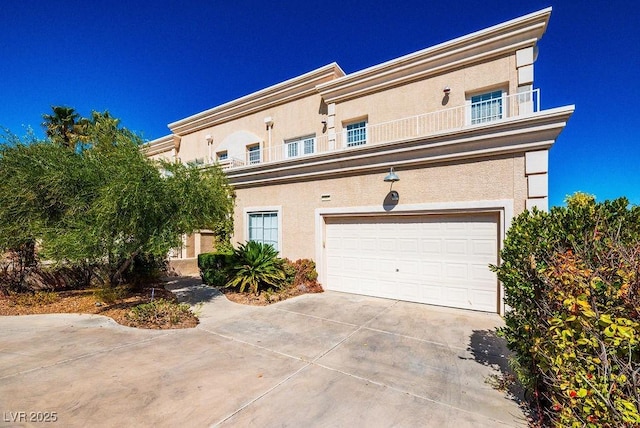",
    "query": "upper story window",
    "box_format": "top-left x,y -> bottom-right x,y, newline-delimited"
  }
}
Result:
217,151 -> 228,161
470,90 -> 504,124
346,120 -> 367,147
247,144 -> 261,164
285,135 -> 315,158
